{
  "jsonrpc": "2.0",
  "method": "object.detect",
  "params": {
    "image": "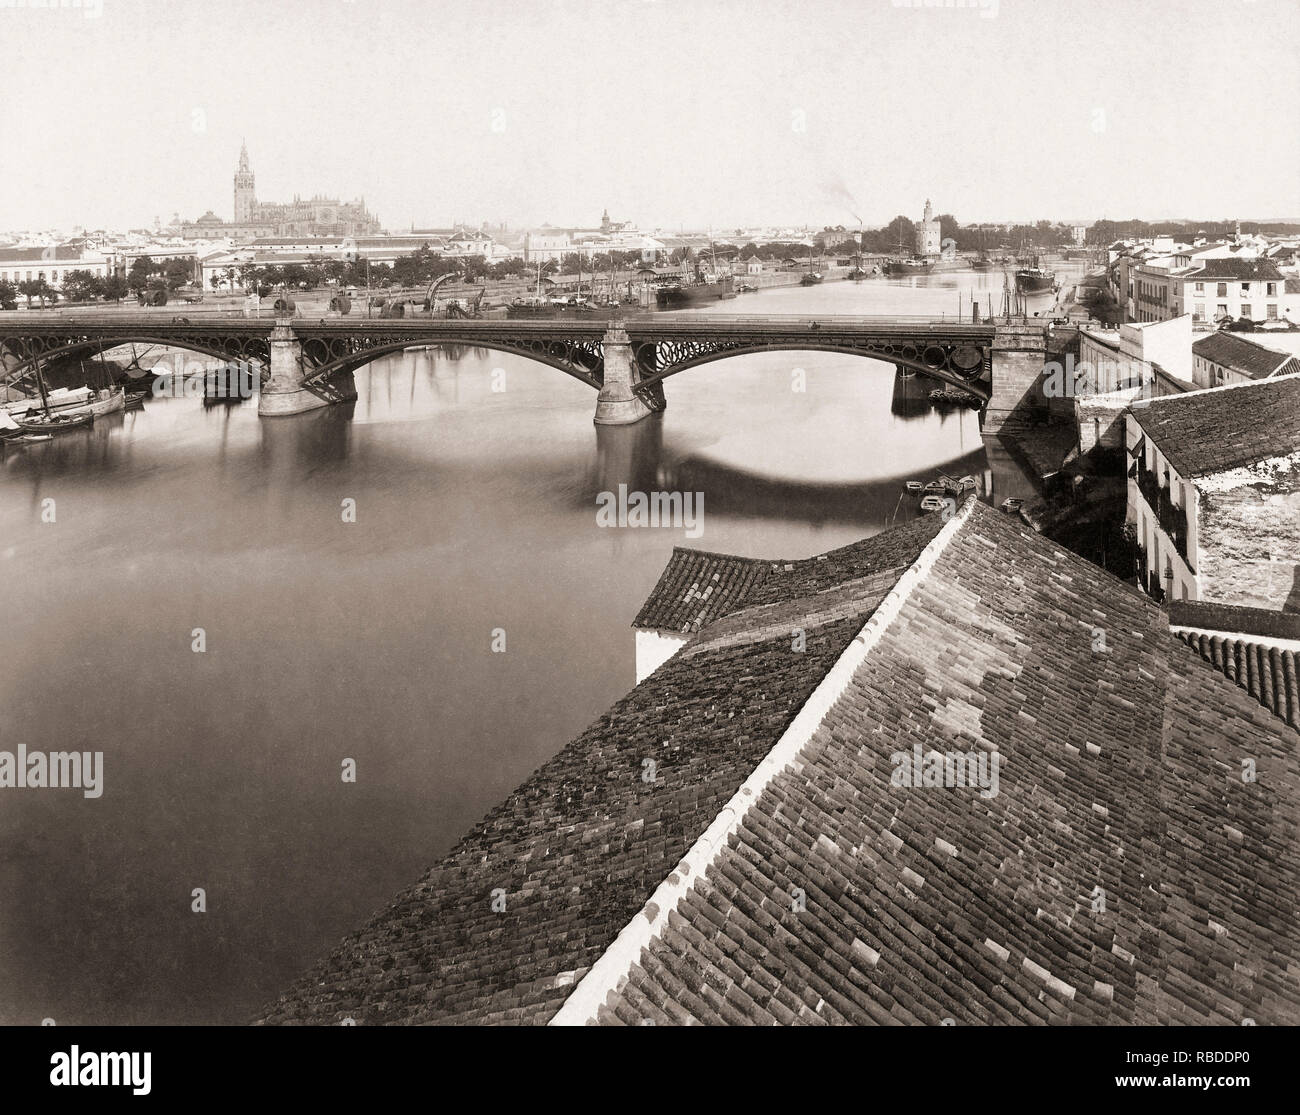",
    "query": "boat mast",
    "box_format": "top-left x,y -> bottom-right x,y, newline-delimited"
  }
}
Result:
35,355 -> 51,417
